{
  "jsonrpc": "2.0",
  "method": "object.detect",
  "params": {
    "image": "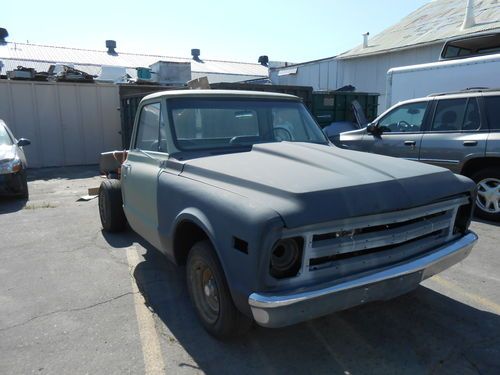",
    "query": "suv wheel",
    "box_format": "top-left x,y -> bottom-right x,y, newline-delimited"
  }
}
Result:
186,240 -> 252,338
98,179 -> 127,232
471,167 -> 500,222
